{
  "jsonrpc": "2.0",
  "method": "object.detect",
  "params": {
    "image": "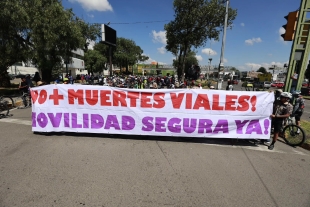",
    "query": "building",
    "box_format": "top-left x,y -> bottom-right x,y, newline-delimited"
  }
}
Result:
7,49 -> 86,78
62,49 -> 85,78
